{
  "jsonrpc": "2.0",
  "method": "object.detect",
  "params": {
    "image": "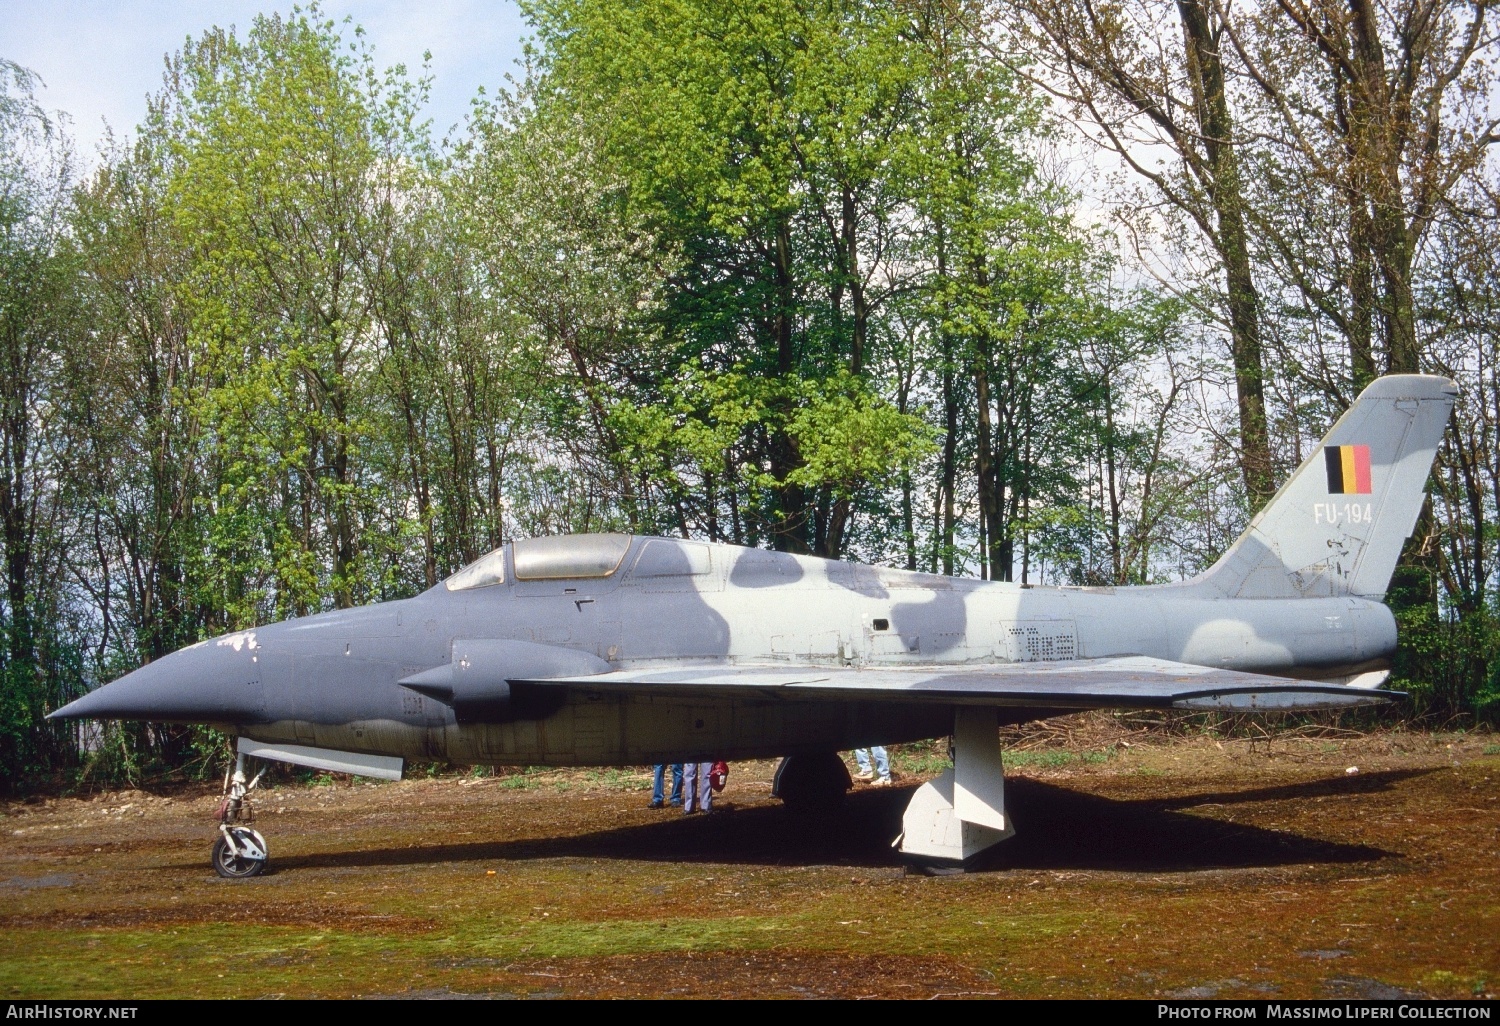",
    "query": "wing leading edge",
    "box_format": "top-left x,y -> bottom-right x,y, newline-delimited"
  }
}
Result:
511,656 -> 1398,712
